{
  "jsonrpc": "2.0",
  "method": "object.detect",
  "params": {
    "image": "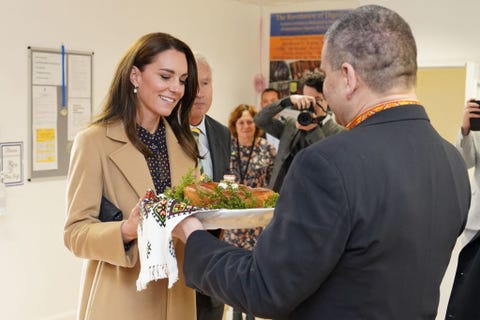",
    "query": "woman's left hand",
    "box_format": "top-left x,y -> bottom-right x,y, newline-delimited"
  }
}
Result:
121,200 -> 142,243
